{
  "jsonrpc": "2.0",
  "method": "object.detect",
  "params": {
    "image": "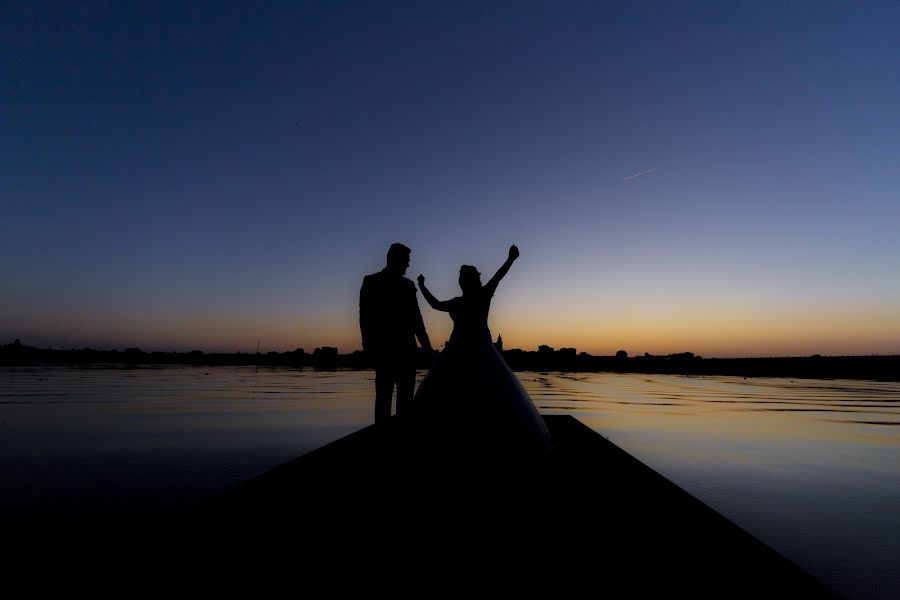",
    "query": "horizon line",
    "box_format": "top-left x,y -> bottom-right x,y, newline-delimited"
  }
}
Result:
4,339 -> 898,361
